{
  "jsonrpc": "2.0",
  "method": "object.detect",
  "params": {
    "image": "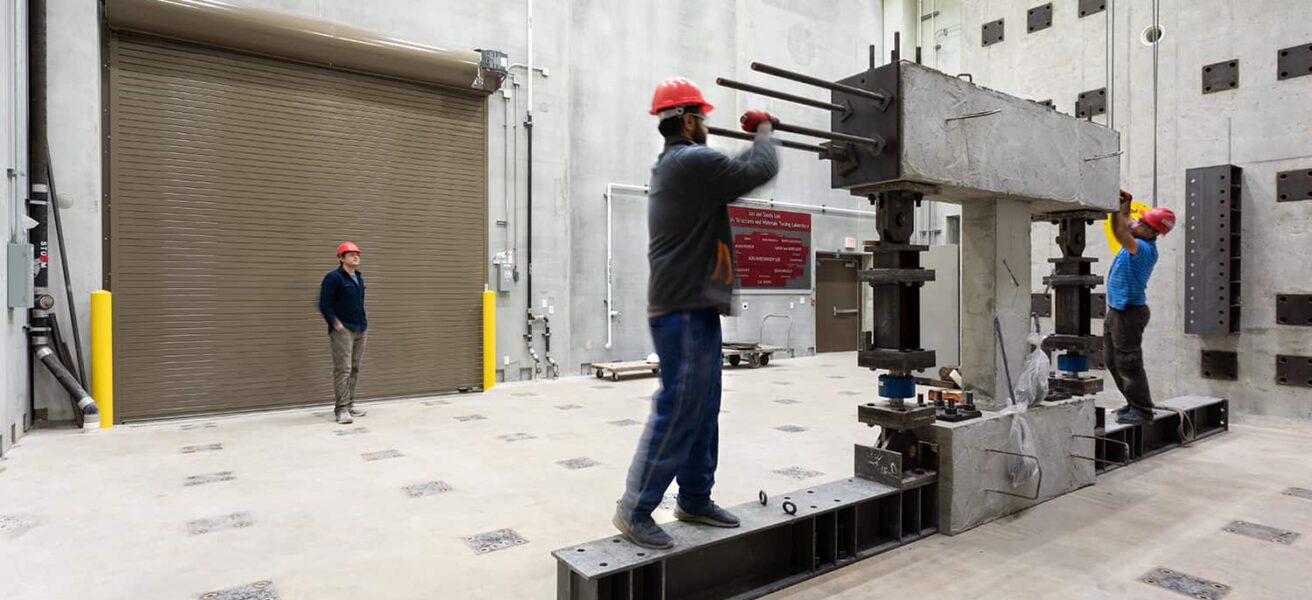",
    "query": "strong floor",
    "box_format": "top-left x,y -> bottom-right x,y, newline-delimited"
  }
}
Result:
1,353 -> 1309,599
